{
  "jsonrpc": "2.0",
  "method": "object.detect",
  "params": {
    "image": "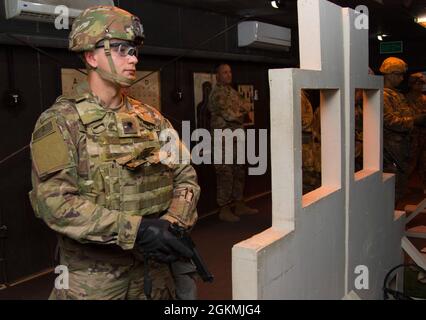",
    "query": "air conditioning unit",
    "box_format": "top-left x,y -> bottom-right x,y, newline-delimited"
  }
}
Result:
4,0 -> 114,23
238,21 -> 291,51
